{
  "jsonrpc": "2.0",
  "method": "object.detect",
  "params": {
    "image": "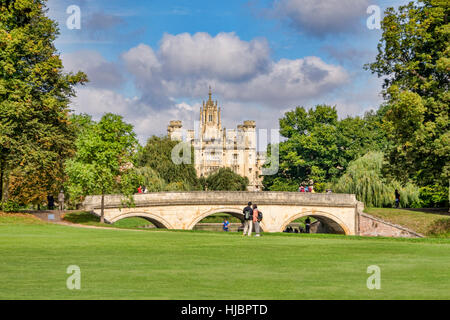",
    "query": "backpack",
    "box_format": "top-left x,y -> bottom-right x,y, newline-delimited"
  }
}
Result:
257,210 -> 263,222
243,207 -> 253,220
